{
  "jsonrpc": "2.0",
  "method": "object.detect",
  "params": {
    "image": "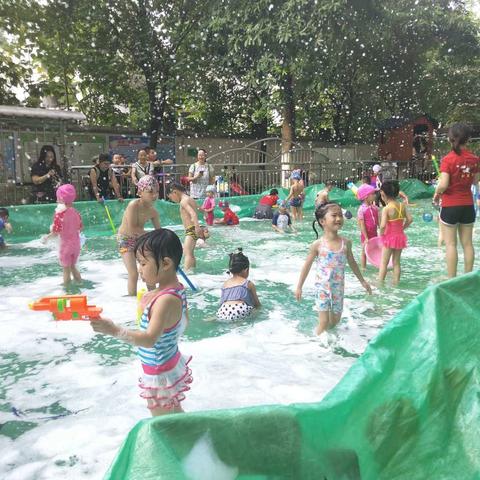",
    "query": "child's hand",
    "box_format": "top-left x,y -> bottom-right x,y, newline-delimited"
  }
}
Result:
362,280 -> 372,295
295,287 -> 302,301
5,222 -> 12,234
90,317 -> 119,336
